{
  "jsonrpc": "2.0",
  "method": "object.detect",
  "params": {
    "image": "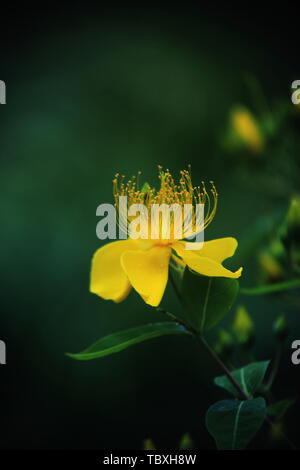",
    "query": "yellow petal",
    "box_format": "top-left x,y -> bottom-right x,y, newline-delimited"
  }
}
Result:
121,246 -> 171,307
179,237 -> 238,263
173,242 -> 242,279
90,240 -> 138,302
